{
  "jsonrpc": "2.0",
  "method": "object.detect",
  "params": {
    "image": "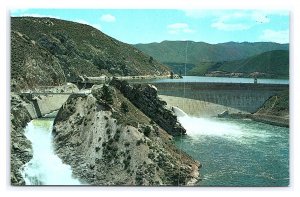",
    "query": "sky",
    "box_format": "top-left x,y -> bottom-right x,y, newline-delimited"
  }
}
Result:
10,9 -> 289,44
